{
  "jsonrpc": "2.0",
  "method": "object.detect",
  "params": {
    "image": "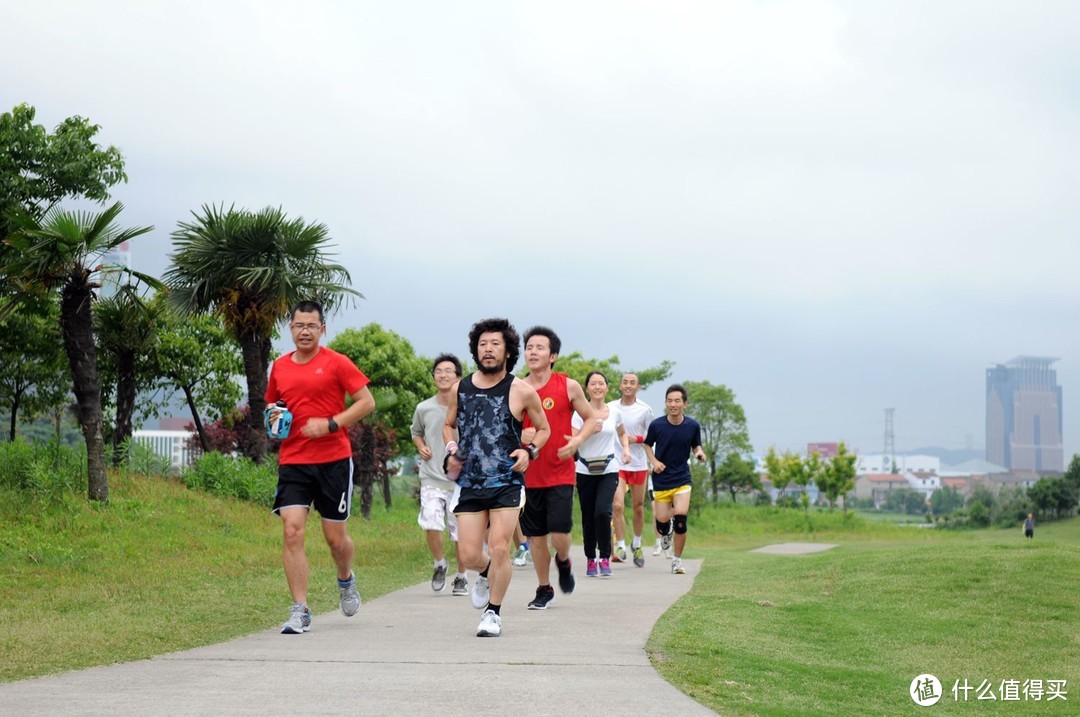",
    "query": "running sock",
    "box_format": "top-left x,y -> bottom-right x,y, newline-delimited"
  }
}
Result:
632,536 -> 642,549
337,573 -> 354,586
455,572 -> 466,580
487,603 -> 501,615
434,558 -> 448,569
616,539 -> 627,550
480,561 -> 491,578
